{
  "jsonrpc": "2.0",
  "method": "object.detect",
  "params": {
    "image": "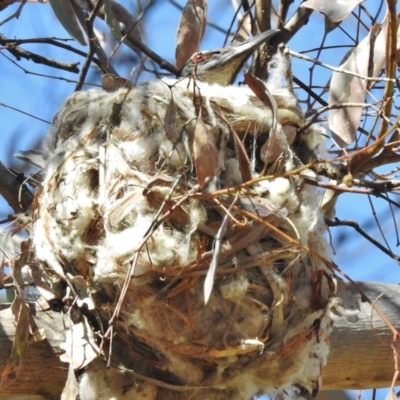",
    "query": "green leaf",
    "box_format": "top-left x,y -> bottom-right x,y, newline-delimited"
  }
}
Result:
103,0 -> 123,40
